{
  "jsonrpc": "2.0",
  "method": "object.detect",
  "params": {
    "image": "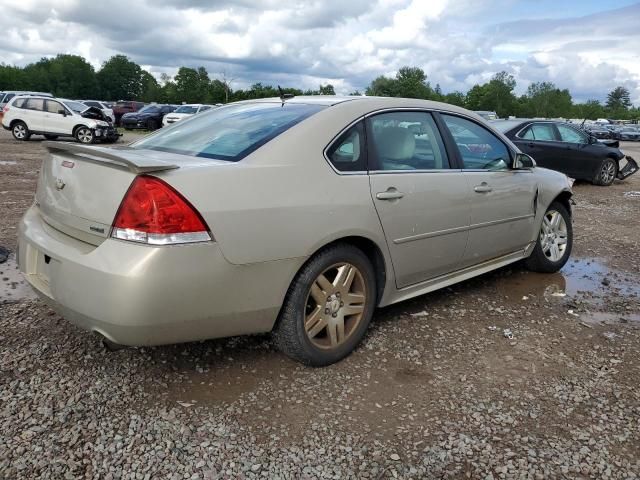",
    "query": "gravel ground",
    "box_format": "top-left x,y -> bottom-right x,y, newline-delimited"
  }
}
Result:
1,131 -> 639,479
